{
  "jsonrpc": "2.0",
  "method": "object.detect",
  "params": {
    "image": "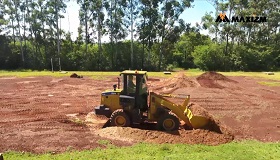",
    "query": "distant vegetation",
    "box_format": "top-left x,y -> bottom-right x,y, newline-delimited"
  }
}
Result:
0,0 -> 279,71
